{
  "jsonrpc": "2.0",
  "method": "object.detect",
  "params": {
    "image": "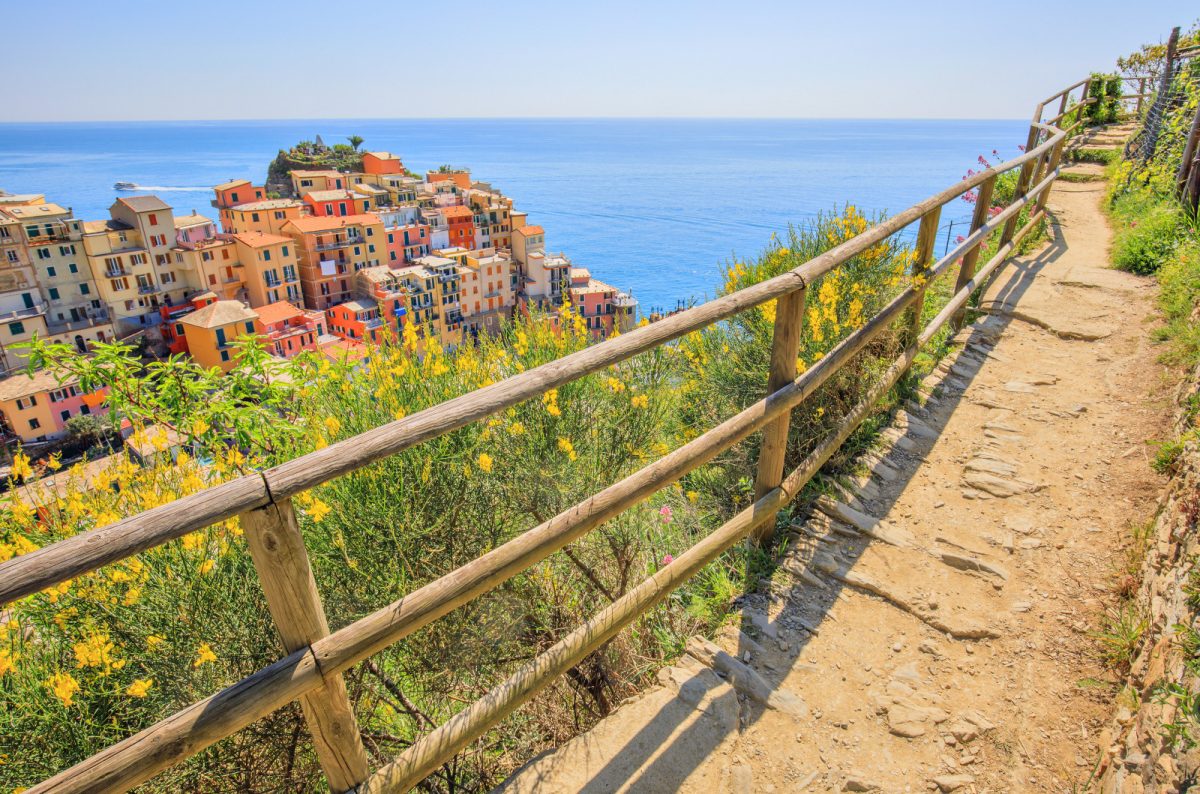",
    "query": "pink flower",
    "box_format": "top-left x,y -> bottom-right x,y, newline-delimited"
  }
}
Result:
988,206 -> 1003,217
977,155 -> 989,166
955,235 -> 965,243
1130,221 -> 1138,228
659,505 -> 673,523
661,554 -> 674,566
1018,144 -> 1026,152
